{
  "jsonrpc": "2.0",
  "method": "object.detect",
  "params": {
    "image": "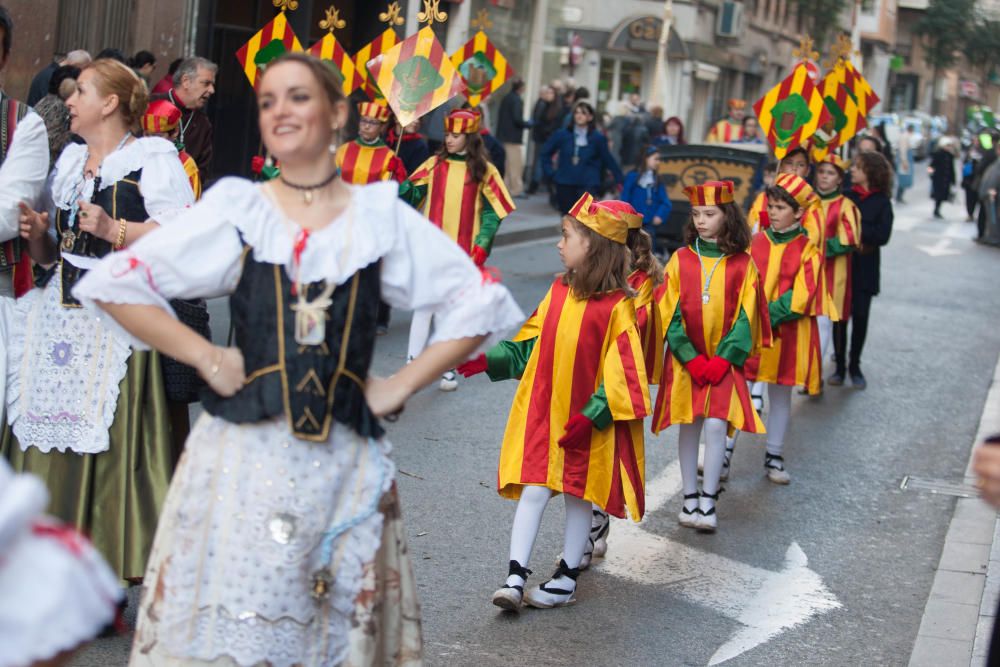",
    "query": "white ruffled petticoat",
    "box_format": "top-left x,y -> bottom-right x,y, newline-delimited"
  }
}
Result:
6,267 -> 131,454
131,414 -> 396,667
